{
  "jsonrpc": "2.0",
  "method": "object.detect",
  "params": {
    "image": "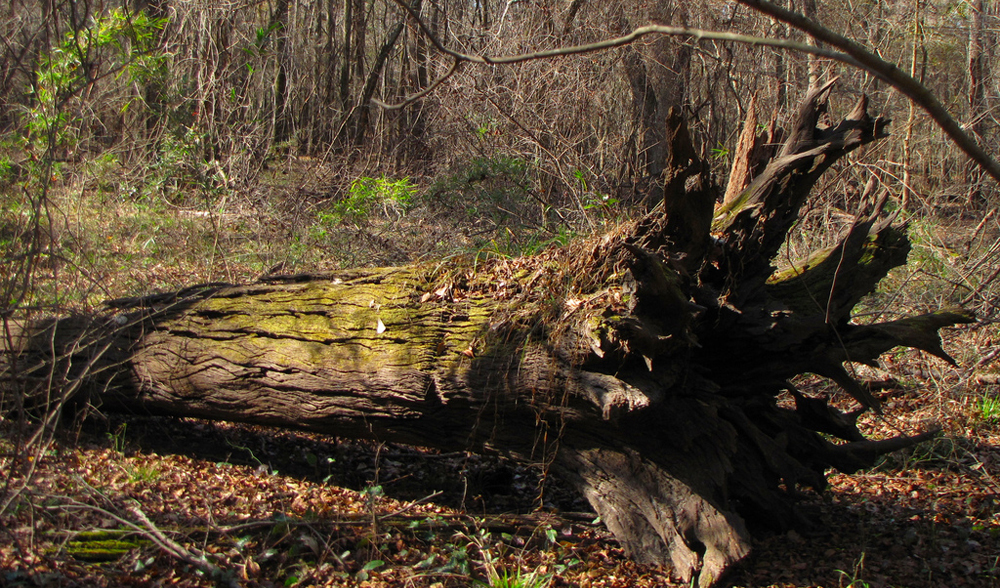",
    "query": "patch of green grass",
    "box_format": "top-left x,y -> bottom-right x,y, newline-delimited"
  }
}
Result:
977,395 -> 1000,422
473,225 -> 576,260
836,552 -> 871,588
124,463 -> 161,483
477,567 -> 551,588
107,422 -> 128,453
